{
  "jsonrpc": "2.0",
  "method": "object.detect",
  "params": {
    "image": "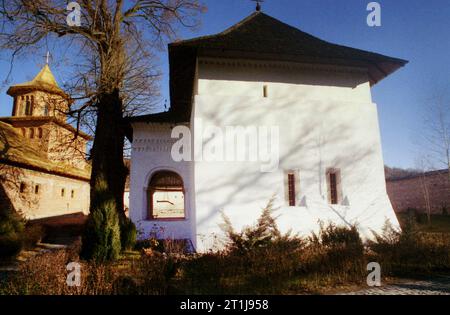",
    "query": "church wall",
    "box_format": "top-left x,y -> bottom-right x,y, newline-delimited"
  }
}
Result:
196,58 -> 372,103
129,123 -> 196,244
192,60 -> 399,252
0,165 -> 90,220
